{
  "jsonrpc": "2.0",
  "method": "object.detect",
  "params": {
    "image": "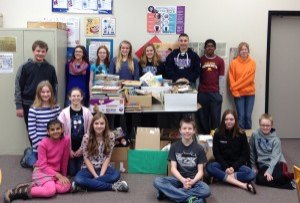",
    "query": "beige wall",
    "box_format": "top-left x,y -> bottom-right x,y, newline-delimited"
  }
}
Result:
1,0 -> 300,154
